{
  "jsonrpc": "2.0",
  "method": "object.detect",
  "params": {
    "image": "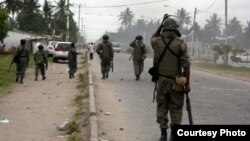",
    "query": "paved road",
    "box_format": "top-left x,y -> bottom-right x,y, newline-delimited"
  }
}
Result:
90,53 -> 250,141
